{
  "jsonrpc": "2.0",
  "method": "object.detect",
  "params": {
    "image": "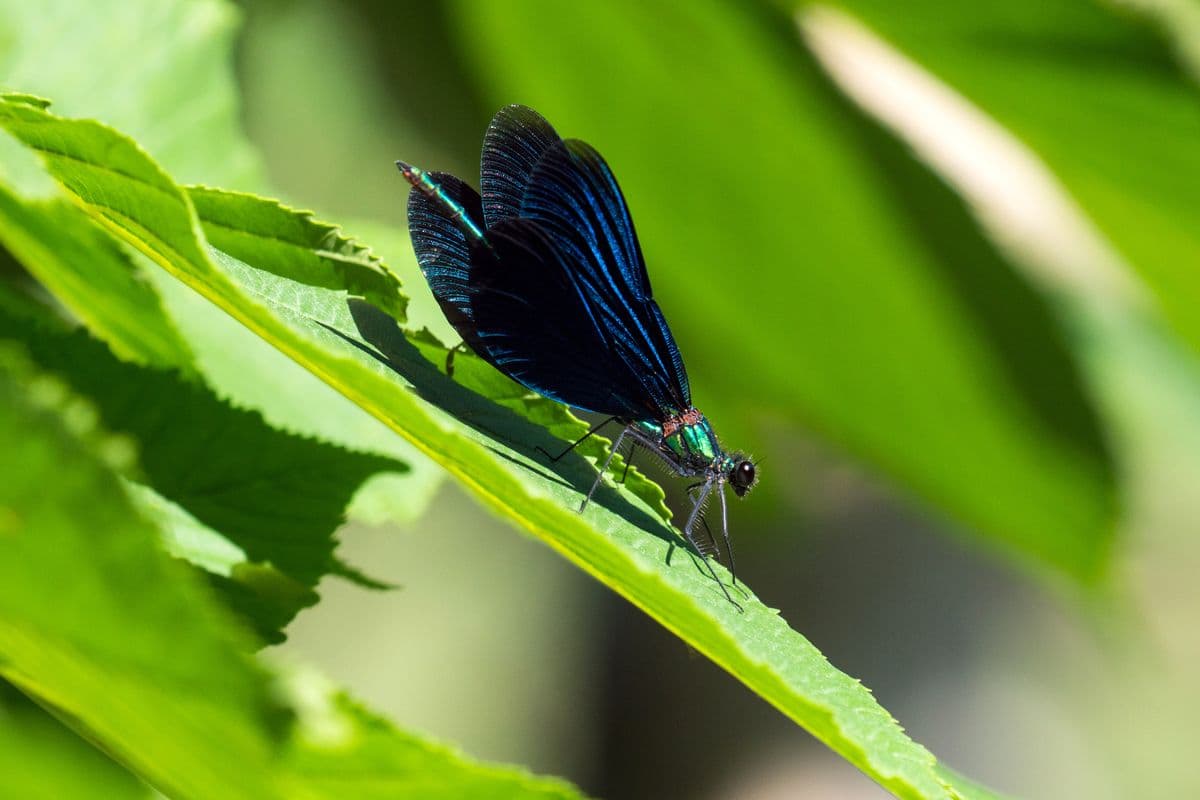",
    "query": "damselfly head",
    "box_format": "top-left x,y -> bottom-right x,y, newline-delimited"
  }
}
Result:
727,457 -> 758,497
